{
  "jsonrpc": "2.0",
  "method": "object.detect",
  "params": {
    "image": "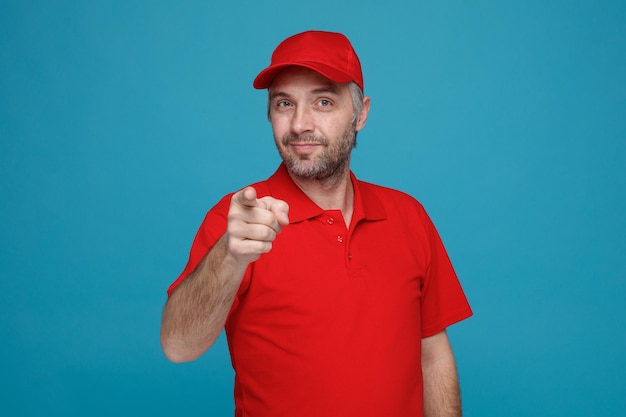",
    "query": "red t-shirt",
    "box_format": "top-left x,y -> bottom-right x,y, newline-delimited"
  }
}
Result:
168,164 -> 472,417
